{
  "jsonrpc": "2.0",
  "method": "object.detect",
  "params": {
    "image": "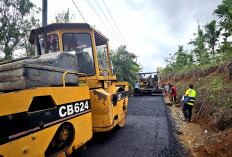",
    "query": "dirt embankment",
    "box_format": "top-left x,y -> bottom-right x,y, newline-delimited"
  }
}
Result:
161,59 -> 232,156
